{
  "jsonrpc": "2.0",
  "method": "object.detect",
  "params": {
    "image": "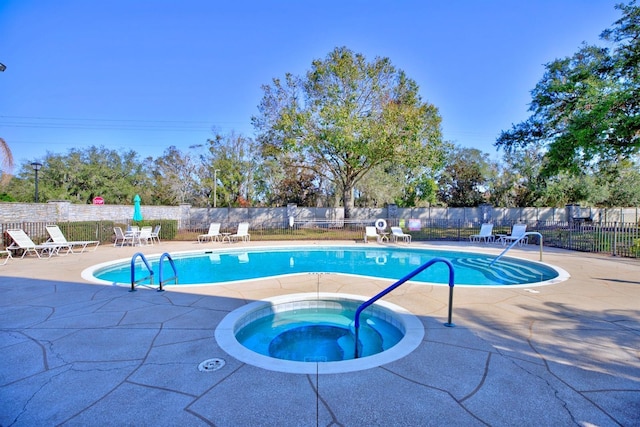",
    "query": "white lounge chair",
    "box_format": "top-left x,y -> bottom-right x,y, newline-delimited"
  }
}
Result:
469,224 -> 495,243
499,224 -> 528,246
45,225 -> 100,254
230,222 -> 250,242
364,226 -> 381,243
198,223 -> 221,243
6,229 -> 67,258
0,249 -> 13,265
390,226 -> 412,243
150,225 -> 161,244
137,226 -> 153,245
113,227 -> 135,247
